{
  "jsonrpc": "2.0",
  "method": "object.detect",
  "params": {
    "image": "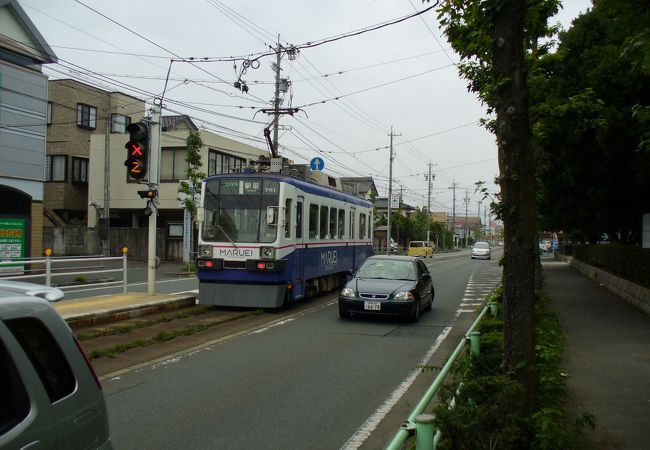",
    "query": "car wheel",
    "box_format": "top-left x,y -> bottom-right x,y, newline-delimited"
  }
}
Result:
408,299 -> 420,323
339,304 -> 351,320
